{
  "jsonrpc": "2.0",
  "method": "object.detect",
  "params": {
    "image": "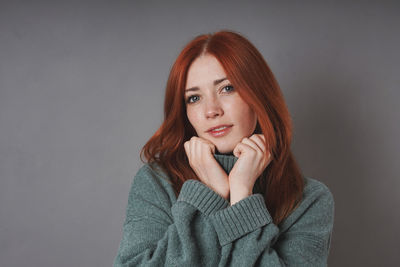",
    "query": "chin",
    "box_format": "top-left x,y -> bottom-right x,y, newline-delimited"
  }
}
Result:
215,145 -> 235,155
